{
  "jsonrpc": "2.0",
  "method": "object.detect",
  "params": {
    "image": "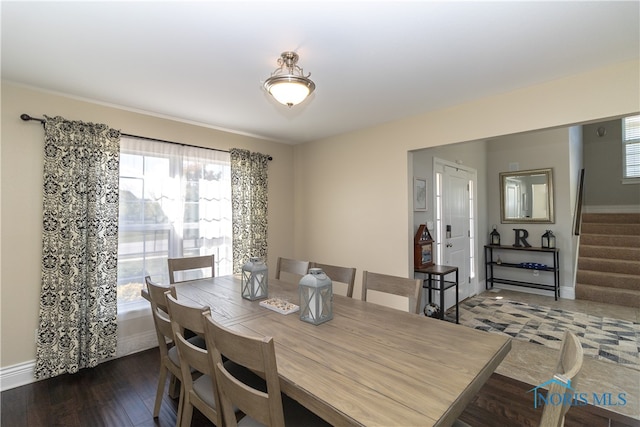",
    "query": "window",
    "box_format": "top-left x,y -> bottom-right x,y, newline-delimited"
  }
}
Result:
117,137 -> 232,309
623,115 -> 640,182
